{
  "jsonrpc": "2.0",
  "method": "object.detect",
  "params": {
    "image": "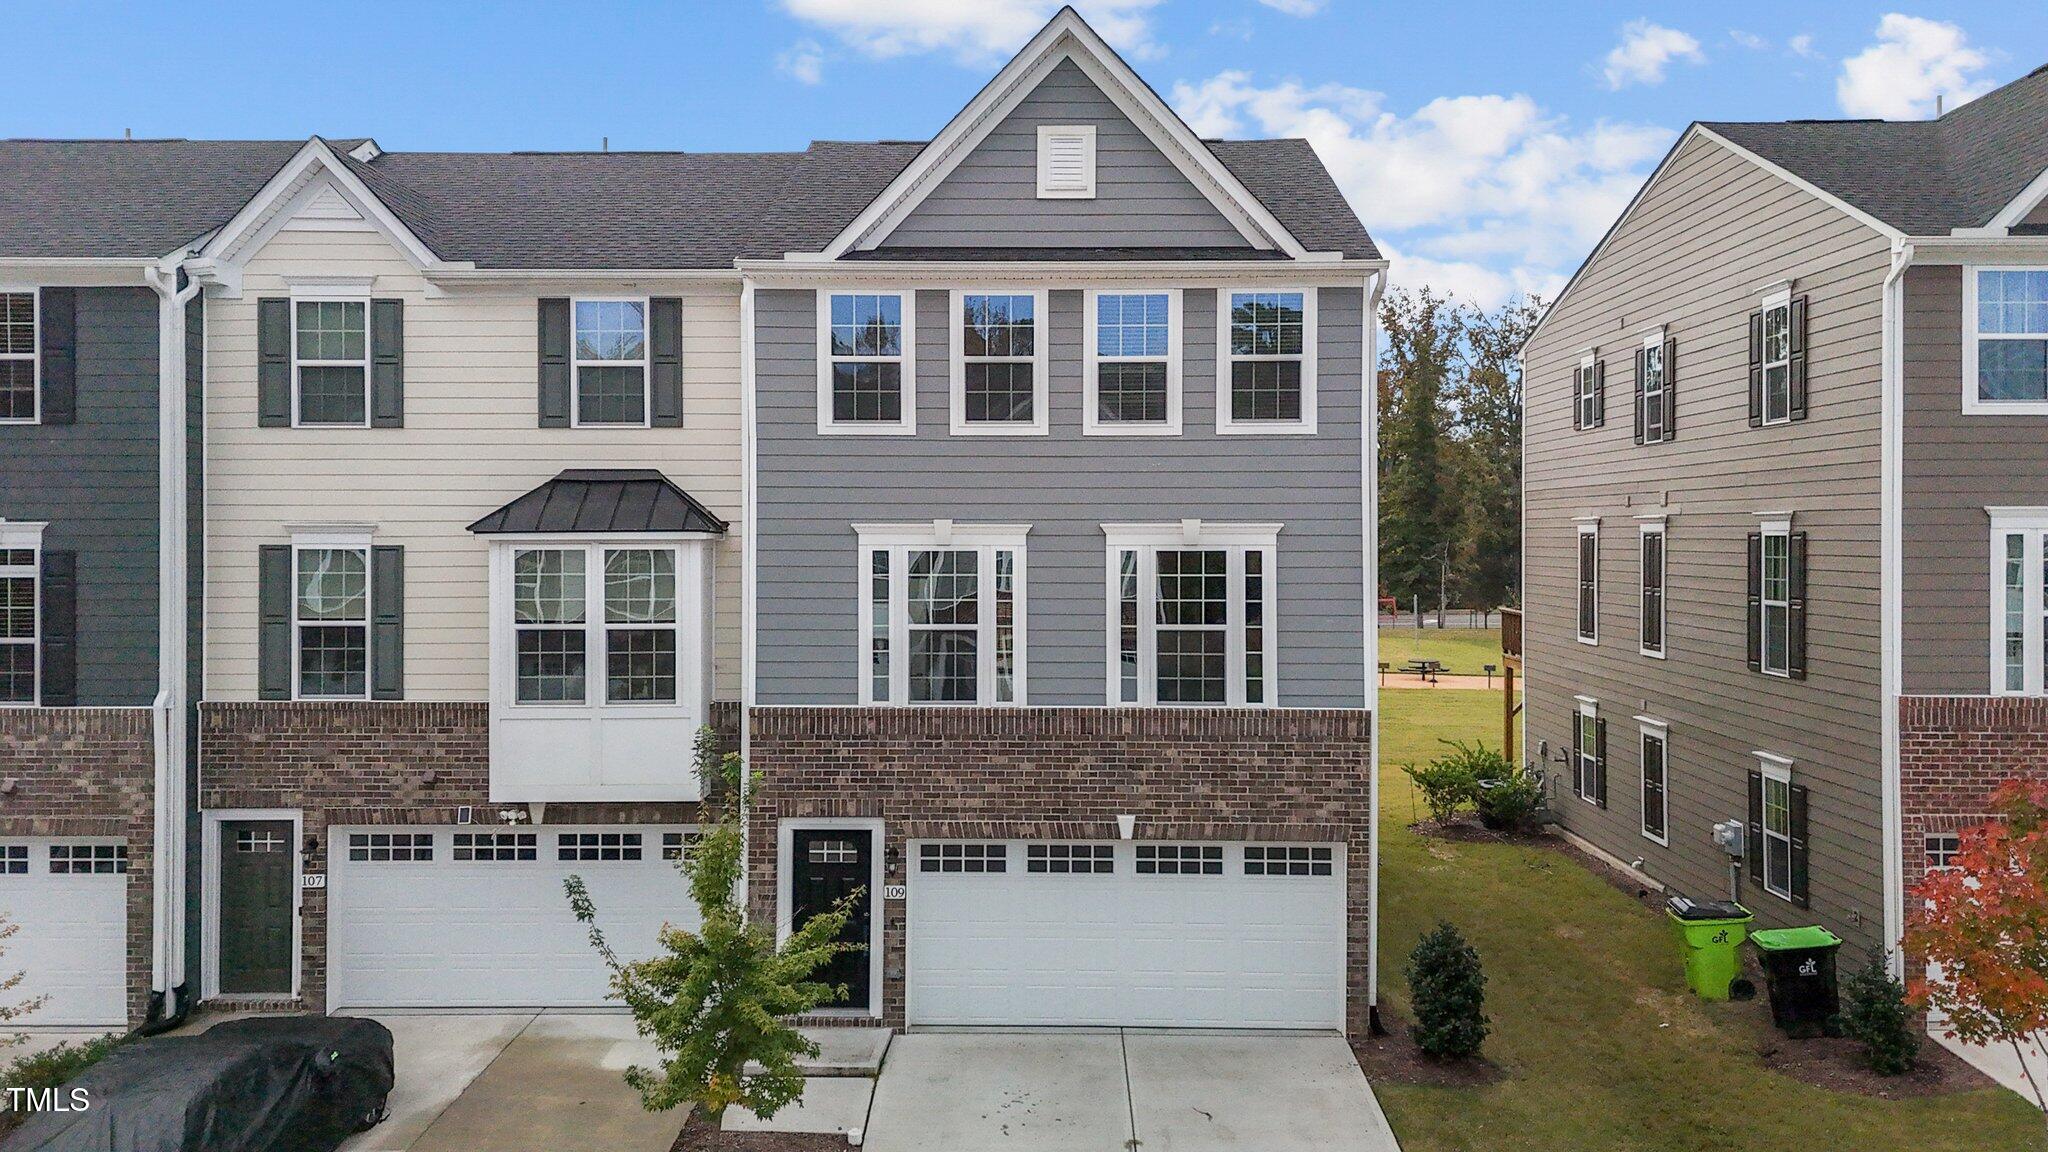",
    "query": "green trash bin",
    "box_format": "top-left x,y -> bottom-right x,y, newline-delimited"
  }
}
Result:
1666,896 -> 1753,1000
